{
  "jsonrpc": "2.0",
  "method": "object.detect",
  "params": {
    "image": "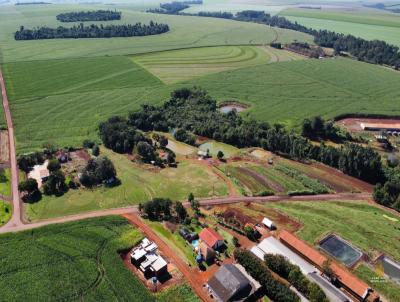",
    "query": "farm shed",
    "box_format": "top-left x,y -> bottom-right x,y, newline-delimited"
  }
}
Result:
360,122 -> 400,131
279,230 -> 379,302
199,228 -> 224,250
207,264 -> 260,302
262,217 -> 275,230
